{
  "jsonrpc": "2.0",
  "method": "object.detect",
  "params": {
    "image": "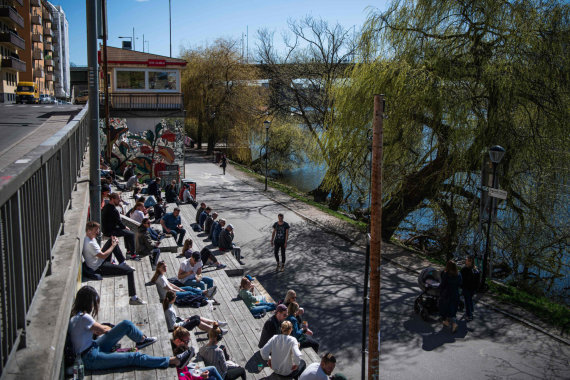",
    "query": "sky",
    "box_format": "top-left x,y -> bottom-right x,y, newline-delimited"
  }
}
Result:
48,0 -> 390,66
